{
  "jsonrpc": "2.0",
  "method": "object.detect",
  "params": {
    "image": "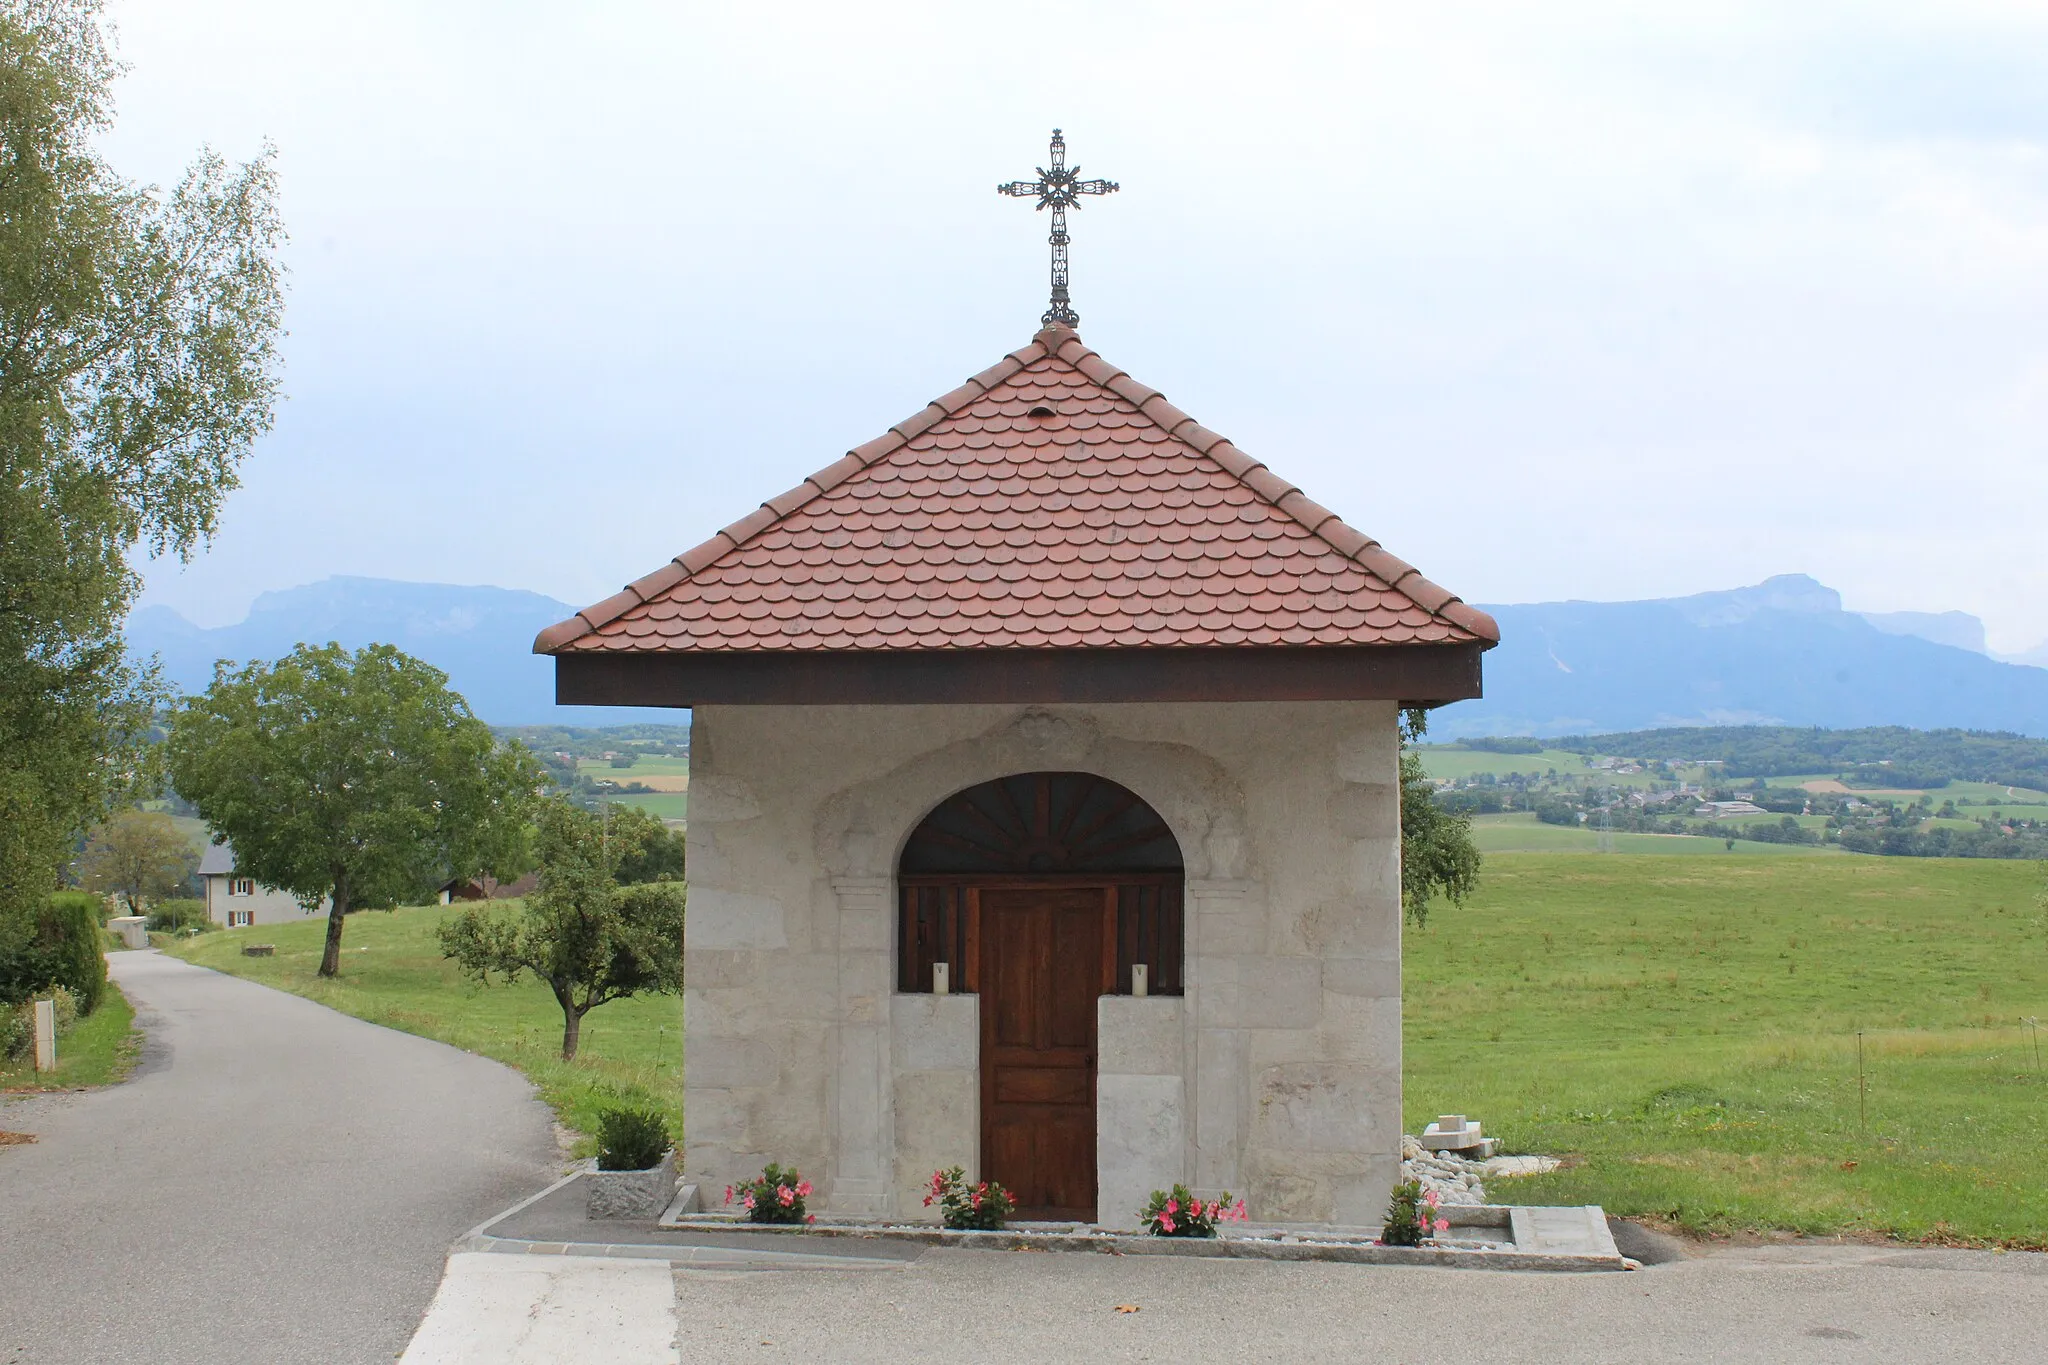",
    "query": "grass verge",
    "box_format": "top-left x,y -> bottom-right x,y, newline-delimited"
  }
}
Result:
1406,854 -> 2048,1247
168,904 -> 680,1150
0,983 -> 141,1092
